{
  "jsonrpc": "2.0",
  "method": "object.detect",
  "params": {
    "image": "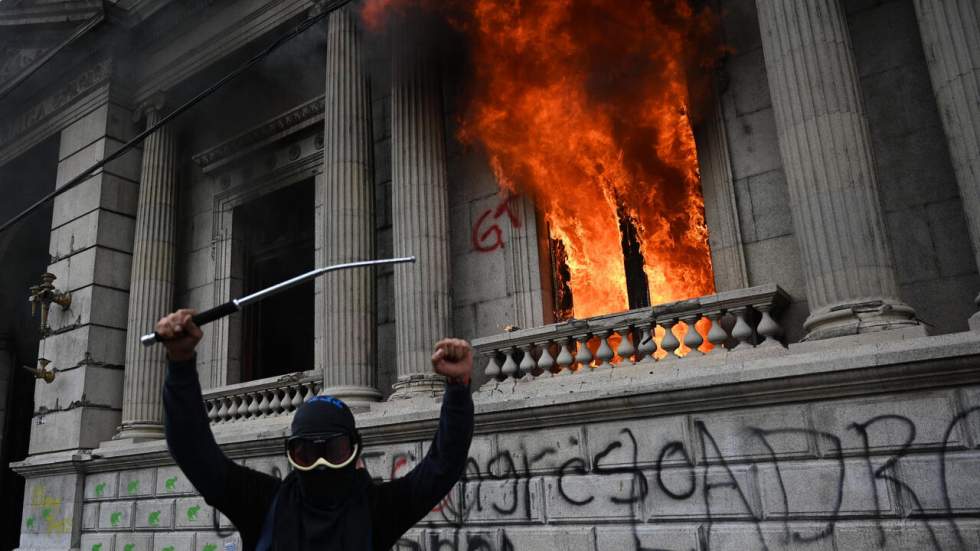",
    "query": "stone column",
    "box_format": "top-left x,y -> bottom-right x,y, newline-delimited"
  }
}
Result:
912,0 -> 980,328
389,37 -> 452,399
317,6 -> 382,405
755,0 -> 921,340
116,99 -> 177,440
